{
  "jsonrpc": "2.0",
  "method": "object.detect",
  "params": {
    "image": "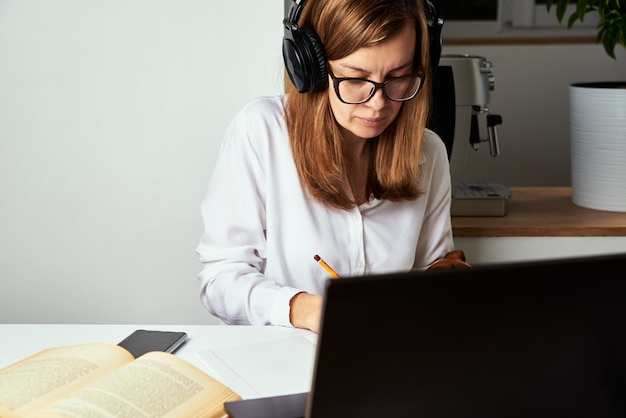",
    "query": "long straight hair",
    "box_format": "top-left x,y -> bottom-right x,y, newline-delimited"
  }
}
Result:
284,0 -> 432,210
